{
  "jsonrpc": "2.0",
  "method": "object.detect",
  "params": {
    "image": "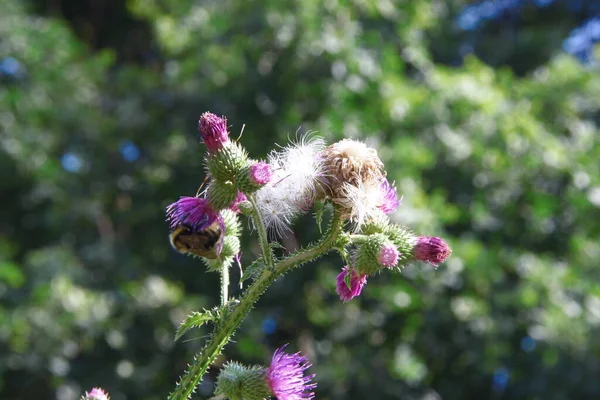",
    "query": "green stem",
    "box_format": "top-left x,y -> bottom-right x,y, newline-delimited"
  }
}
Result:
247,194 -> 274,268
168,209 -> 343,400
220,263 -> 229,306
